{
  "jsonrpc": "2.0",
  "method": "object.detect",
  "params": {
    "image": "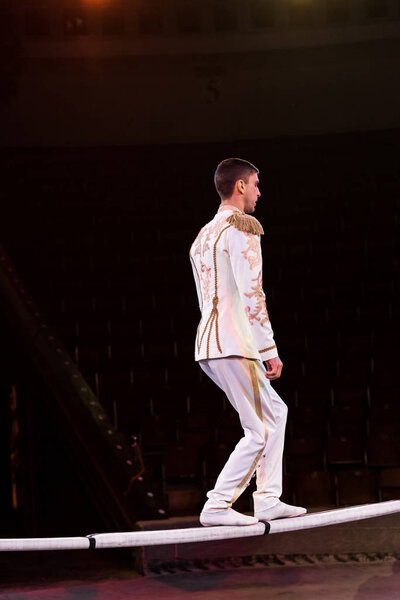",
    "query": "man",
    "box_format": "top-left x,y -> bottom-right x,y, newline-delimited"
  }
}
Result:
189,158 -> 307,527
